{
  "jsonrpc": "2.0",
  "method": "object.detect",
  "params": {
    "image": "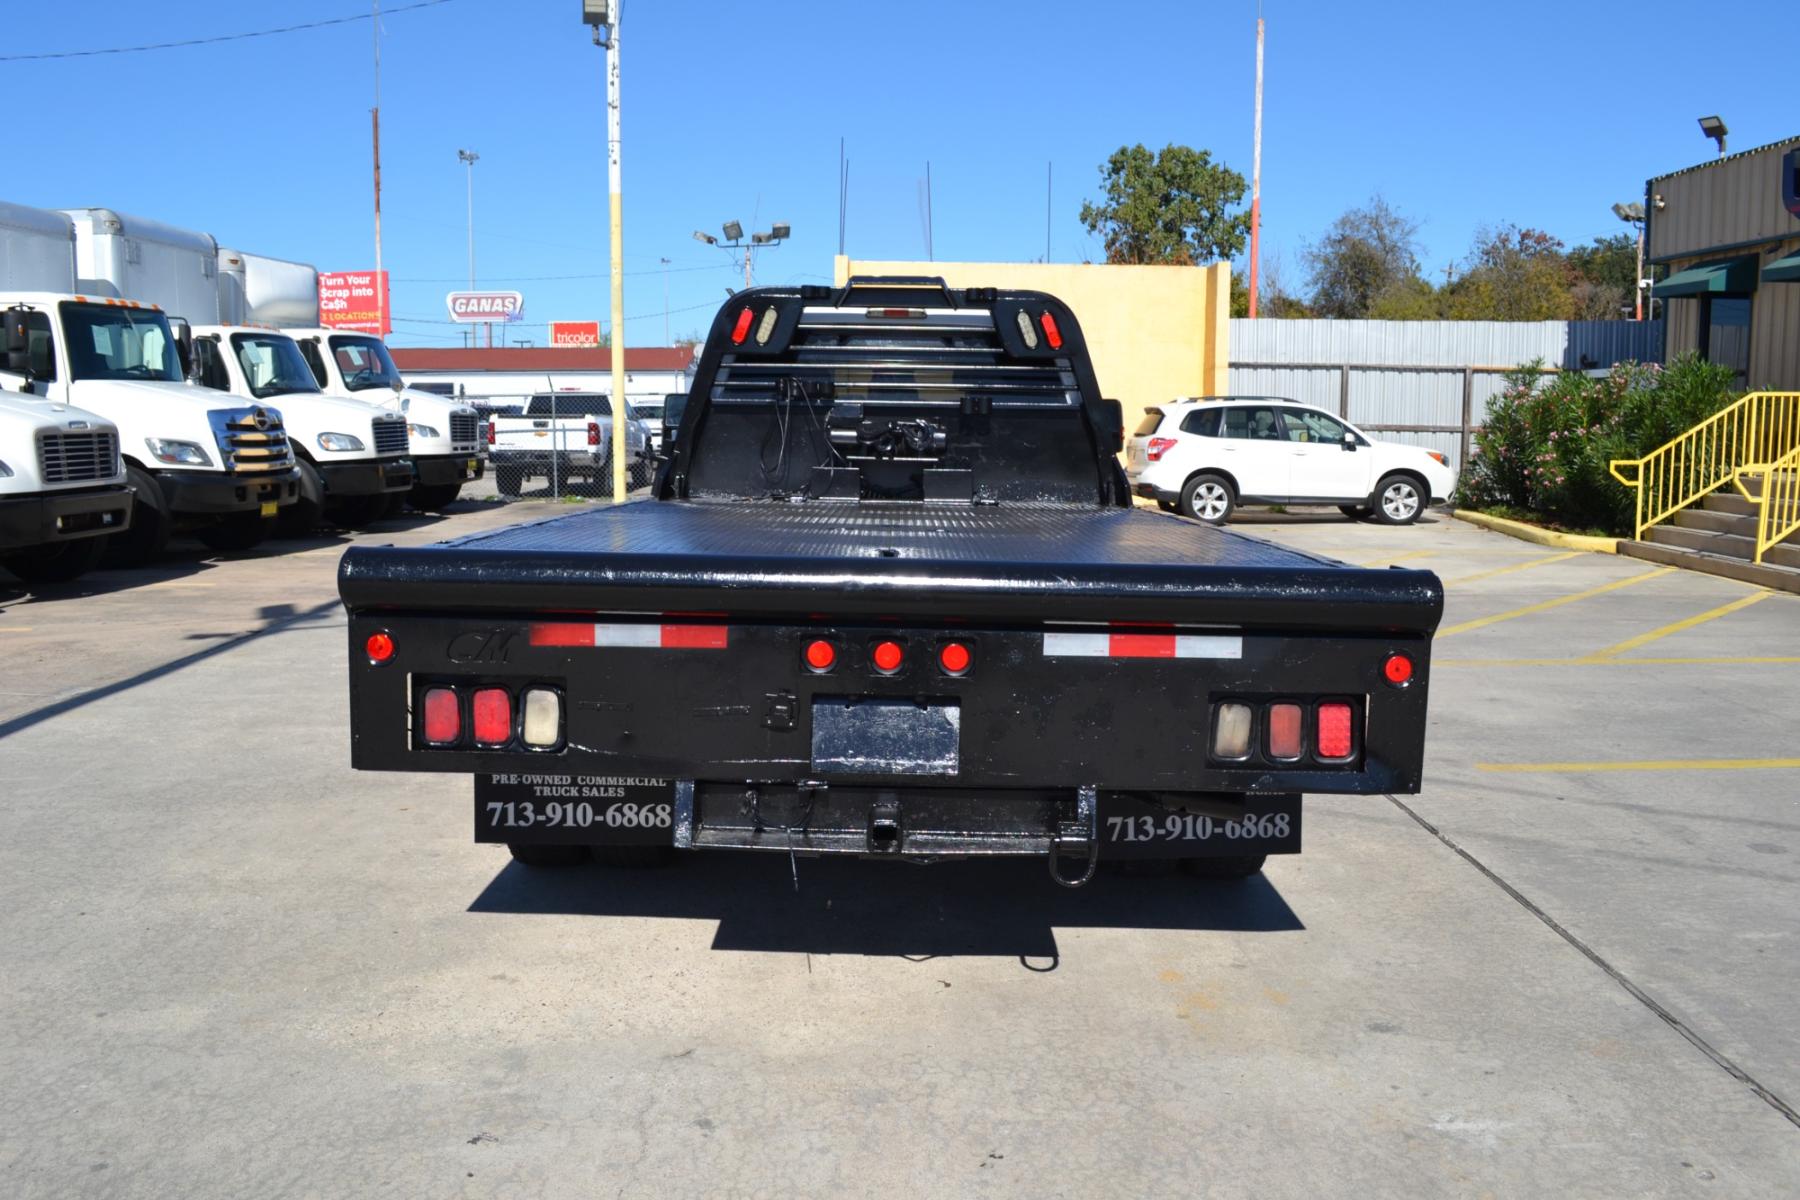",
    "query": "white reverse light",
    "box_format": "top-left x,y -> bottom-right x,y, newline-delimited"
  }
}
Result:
521,688 -> 562,748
